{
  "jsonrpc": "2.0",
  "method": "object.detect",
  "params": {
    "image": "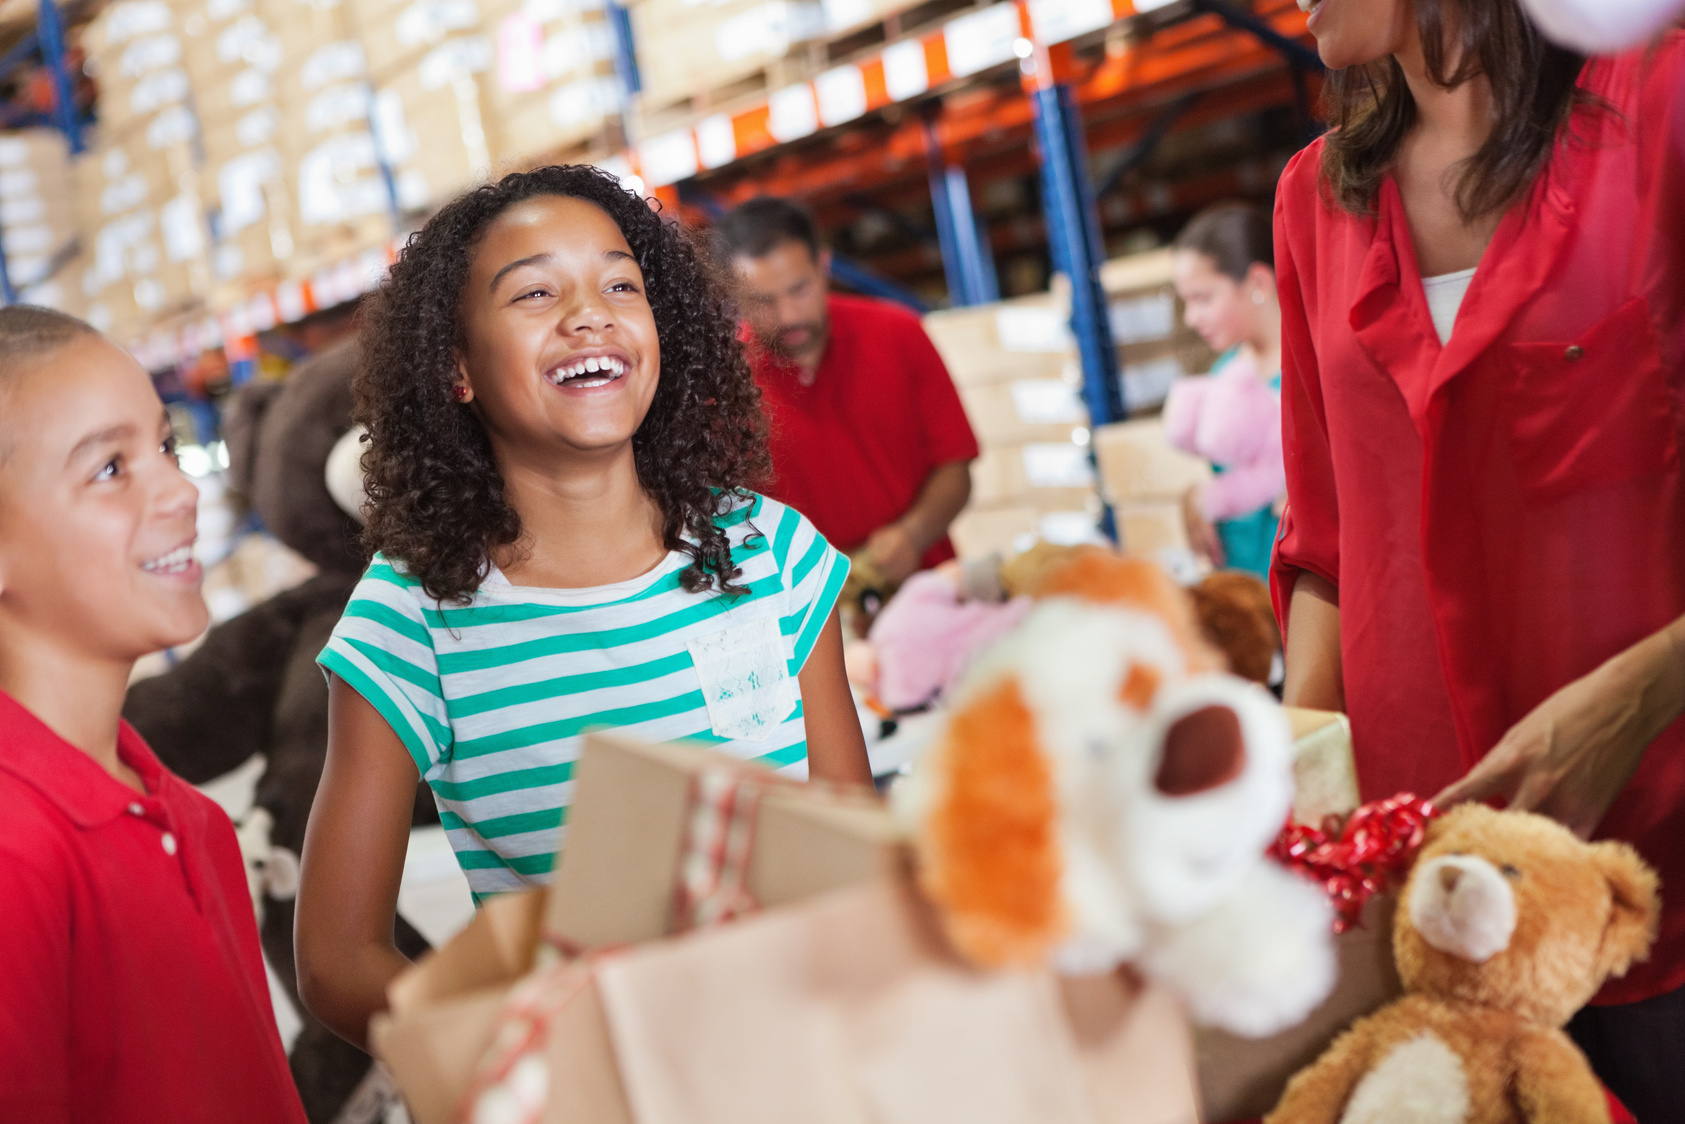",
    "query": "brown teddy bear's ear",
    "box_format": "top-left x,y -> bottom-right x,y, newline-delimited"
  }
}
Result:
1591,840 -> 1661,981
